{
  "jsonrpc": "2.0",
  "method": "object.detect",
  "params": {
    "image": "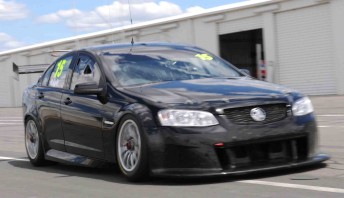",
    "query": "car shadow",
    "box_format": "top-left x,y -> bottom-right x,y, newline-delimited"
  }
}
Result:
8,160 -> 327,186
